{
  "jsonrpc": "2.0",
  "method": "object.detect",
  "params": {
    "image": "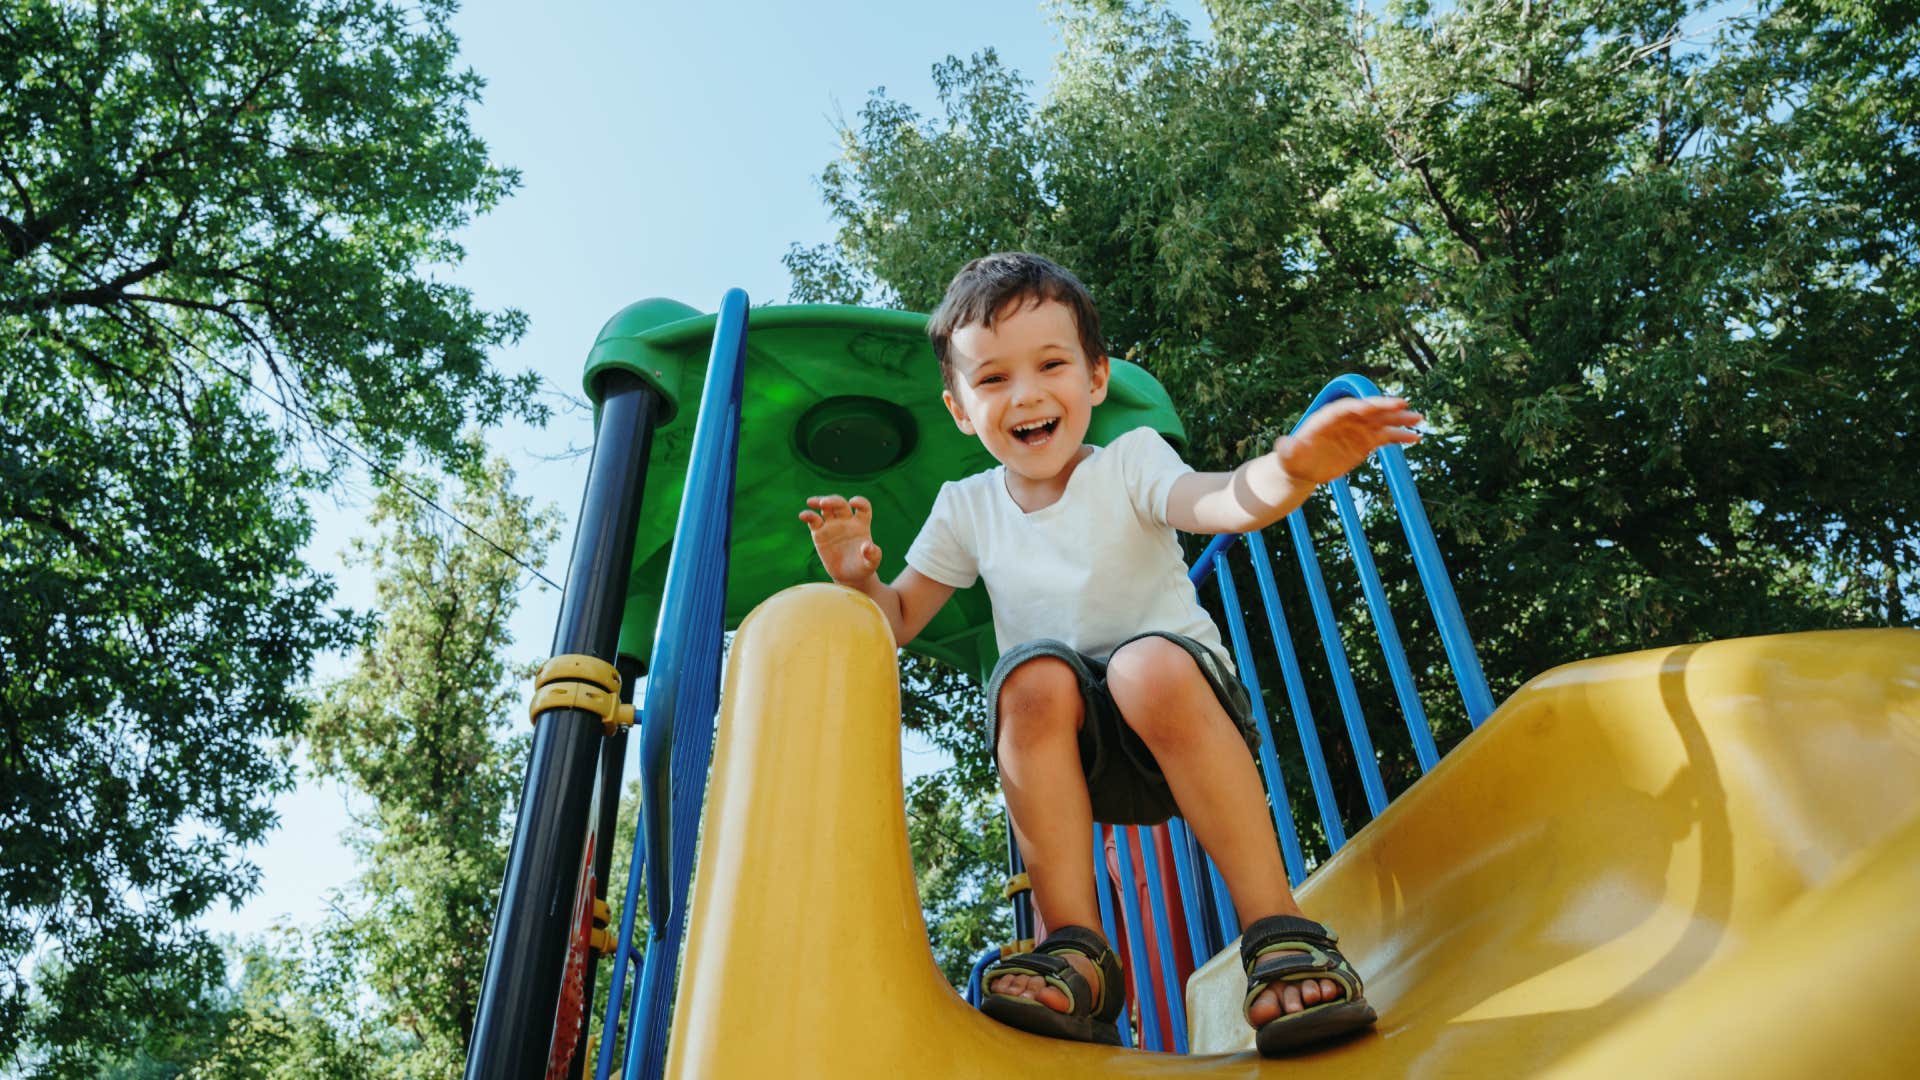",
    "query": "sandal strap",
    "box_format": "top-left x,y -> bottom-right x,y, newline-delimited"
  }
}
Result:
1239,916 -> 1366,1019
1032,924 -> 1110,964
1239,915 -> 1340,968
983,950 -> 1092,1015
982,925 -> 1120,1022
